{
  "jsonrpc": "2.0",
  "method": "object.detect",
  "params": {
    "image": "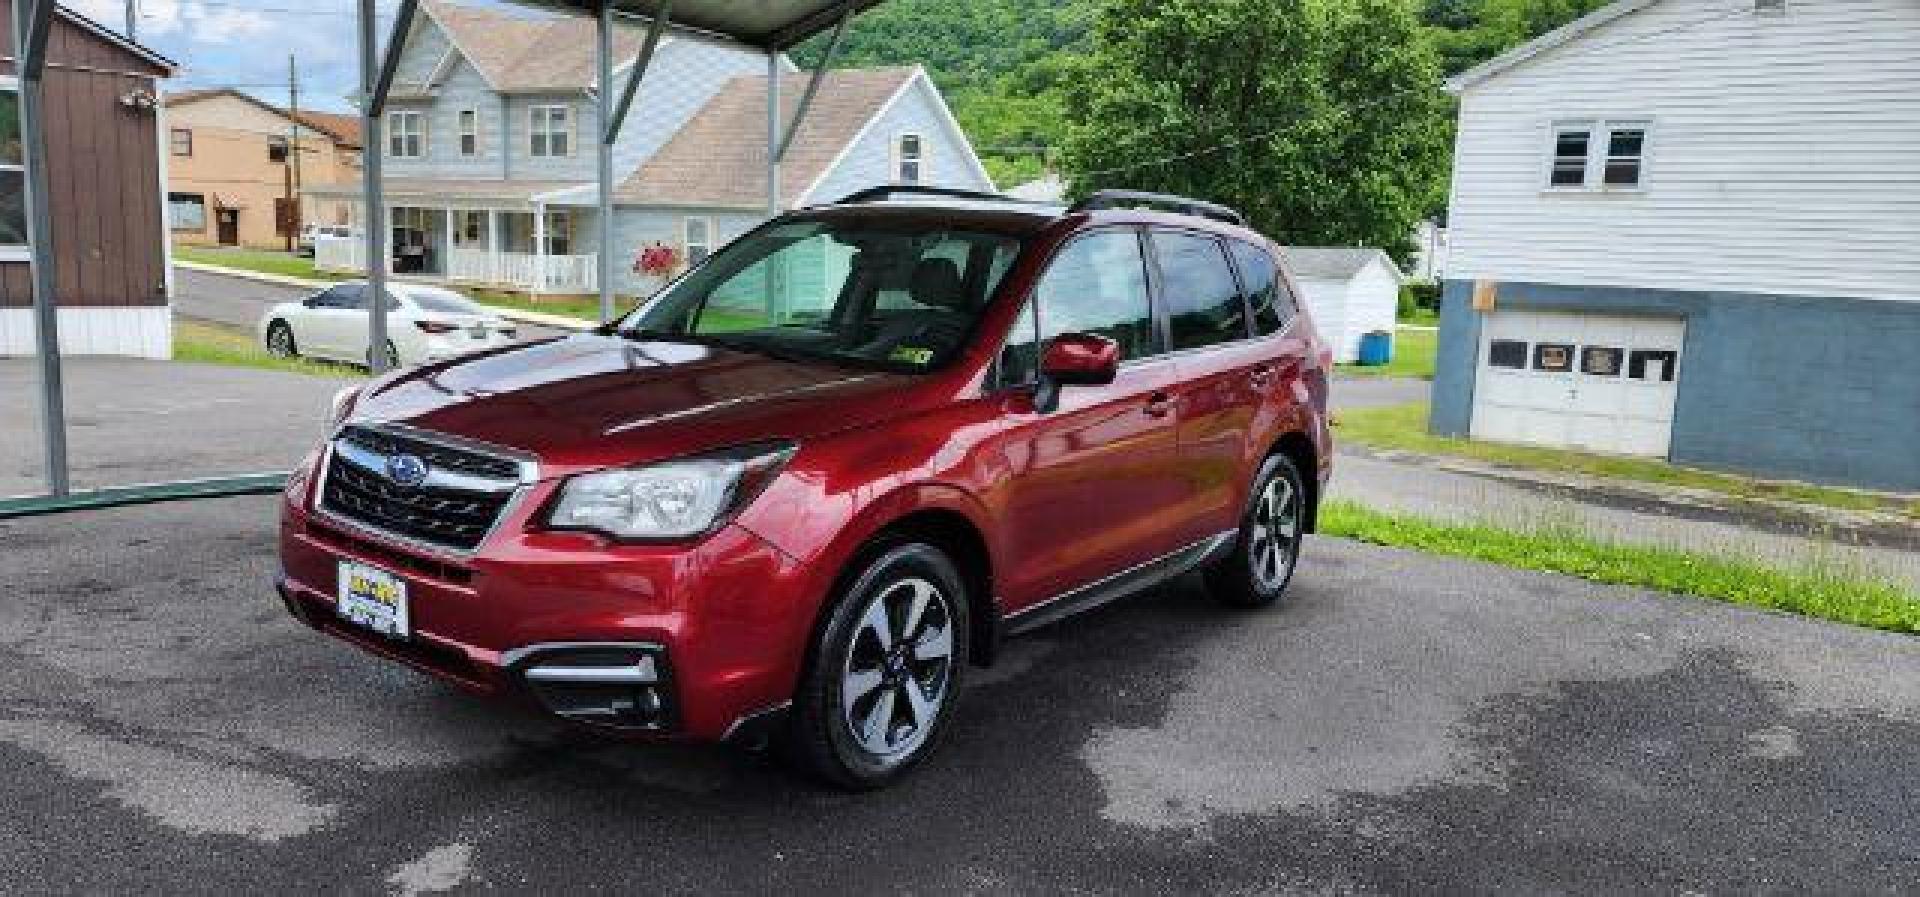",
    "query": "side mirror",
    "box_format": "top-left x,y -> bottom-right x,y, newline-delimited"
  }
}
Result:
1041,332 -> 1120,386
1034,332 -> 1119,413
